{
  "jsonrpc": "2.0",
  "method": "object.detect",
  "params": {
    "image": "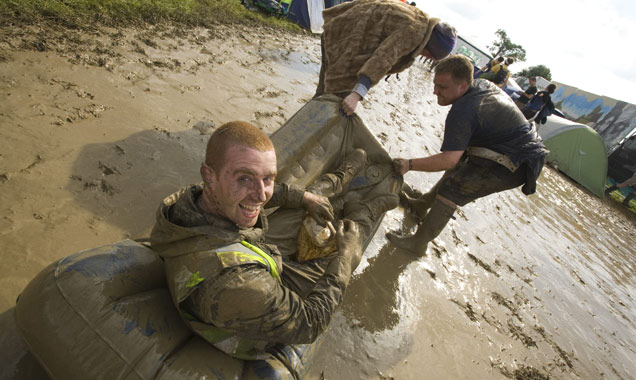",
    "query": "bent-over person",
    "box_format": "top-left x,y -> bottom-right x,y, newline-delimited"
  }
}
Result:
388,55 -> 548,255
314,0 -> 457,116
